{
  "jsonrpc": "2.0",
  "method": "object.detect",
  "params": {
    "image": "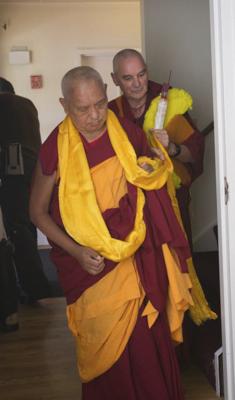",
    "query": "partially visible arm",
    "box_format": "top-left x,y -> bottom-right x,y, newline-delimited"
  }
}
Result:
151,110 -> 205,173
168,141 -> 194,163
29,161 -> 105,275
180,114 -> 205,180
151,128 -> 194,163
